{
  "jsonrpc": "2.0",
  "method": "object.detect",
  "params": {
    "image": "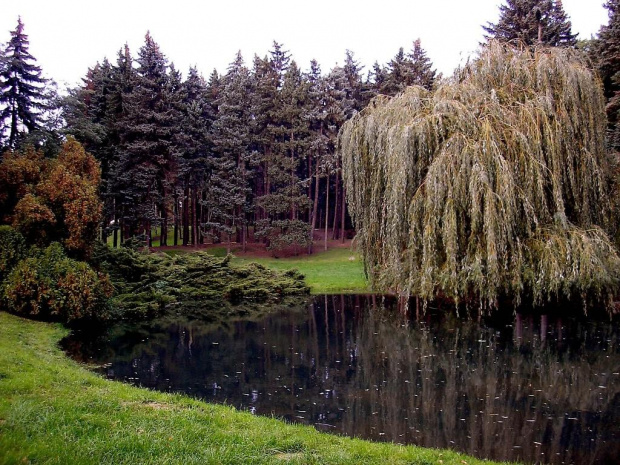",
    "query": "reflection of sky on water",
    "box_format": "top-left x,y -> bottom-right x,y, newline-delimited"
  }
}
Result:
63,295 -> 620,464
